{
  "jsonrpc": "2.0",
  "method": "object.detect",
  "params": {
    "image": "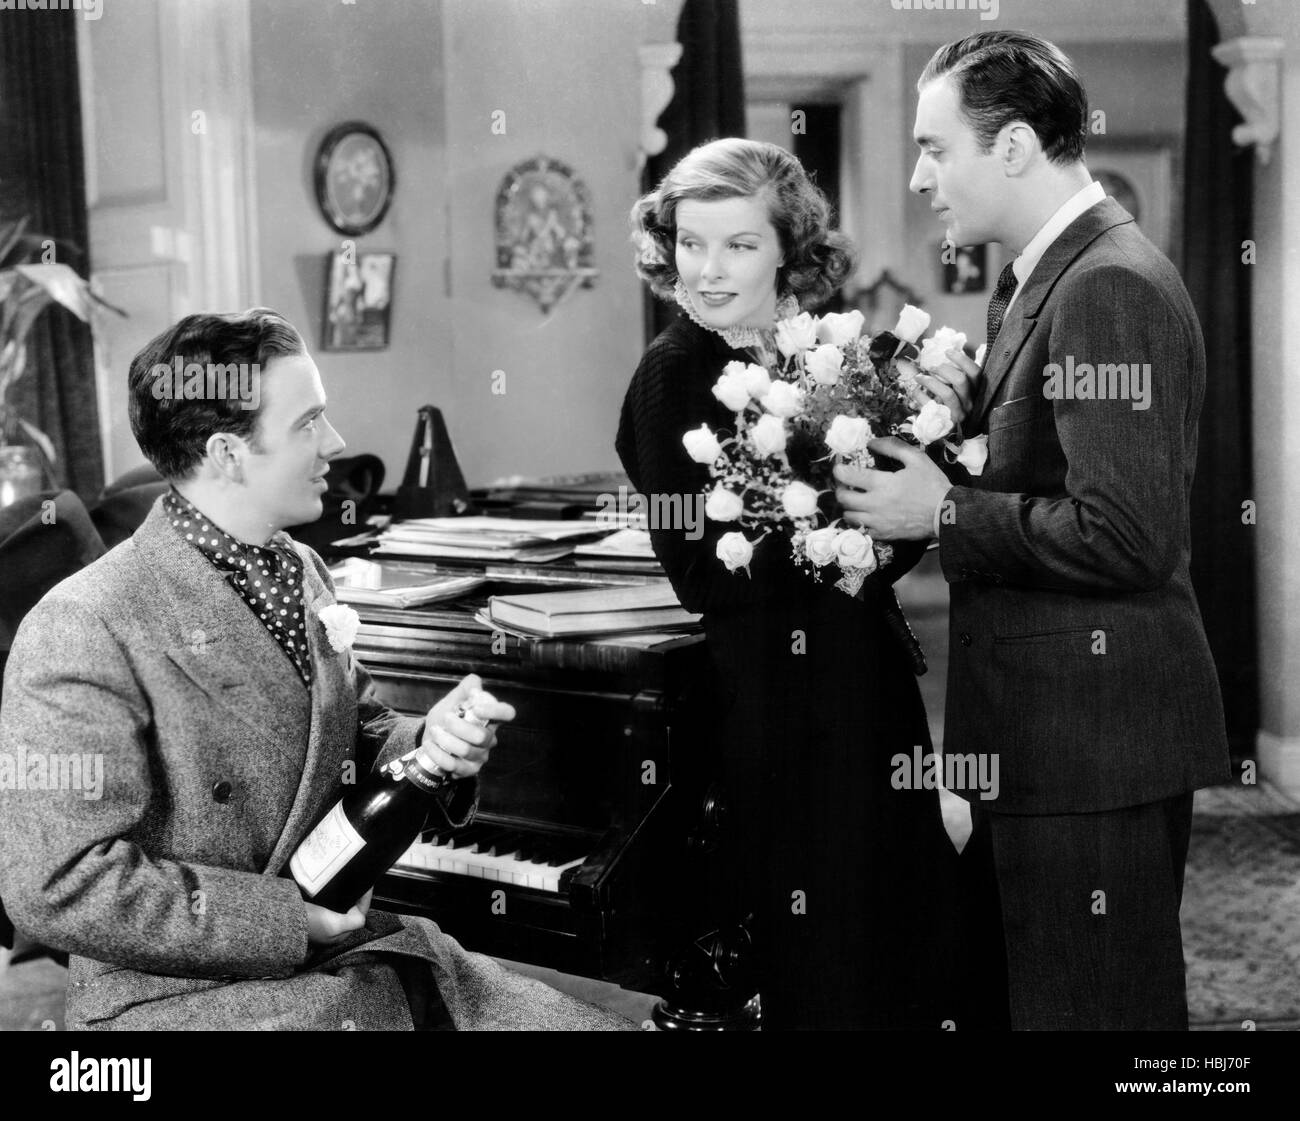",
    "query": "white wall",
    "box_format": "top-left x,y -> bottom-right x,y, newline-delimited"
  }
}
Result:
247,0 -> 654,490
249,0 -> 452,488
